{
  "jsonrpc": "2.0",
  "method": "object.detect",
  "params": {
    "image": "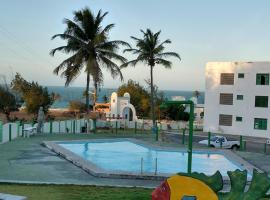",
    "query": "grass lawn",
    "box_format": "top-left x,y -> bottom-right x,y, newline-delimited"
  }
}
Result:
0,184 -> 152,200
